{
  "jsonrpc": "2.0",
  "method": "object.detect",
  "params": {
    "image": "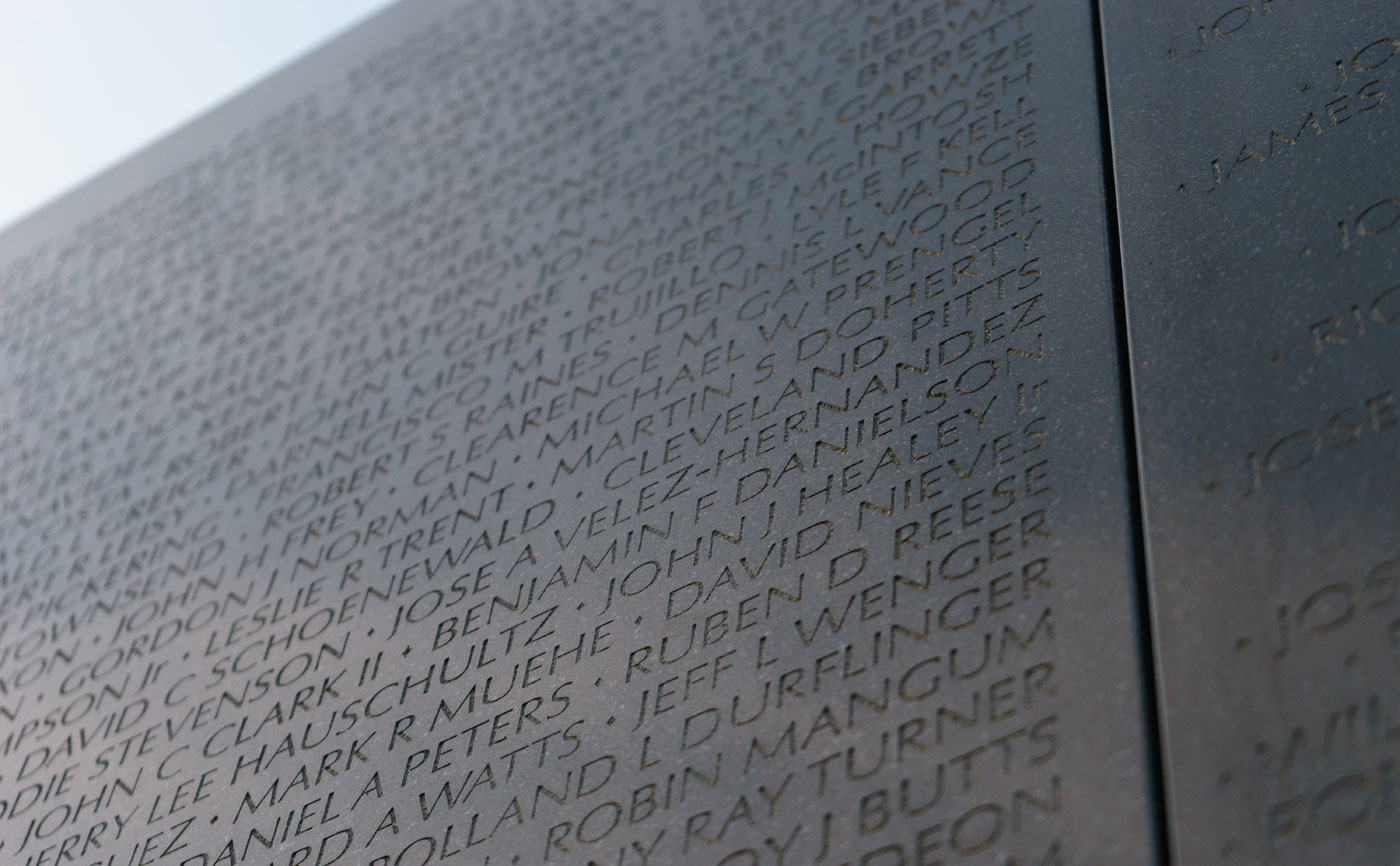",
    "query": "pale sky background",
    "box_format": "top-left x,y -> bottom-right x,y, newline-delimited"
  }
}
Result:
0,0 -> 399,233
